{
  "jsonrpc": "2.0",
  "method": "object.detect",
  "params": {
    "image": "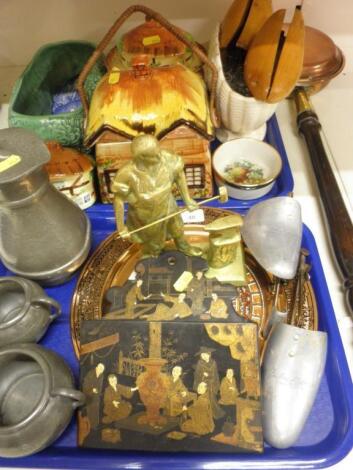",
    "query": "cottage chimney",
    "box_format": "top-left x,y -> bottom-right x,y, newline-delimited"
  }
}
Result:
132,55 -> 152,79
